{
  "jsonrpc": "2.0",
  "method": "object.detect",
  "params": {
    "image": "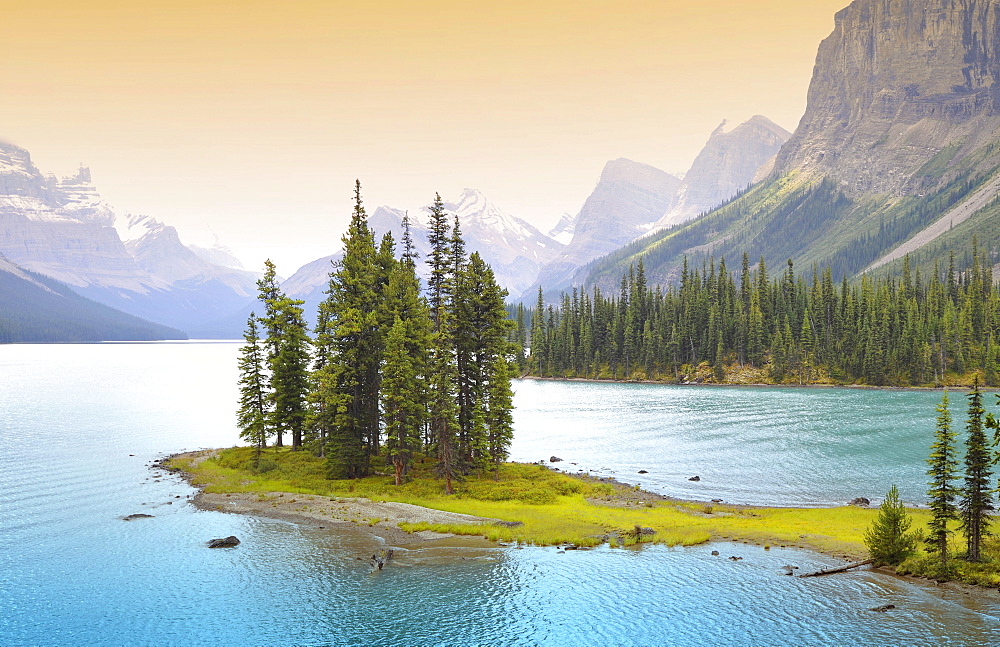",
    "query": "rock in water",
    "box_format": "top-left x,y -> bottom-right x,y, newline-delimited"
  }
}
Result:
549,456 -> 563,463
207,536 -> 240,548
869,604 -> 896,613
123,513 -> 154,521
688,475 -> 701,482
